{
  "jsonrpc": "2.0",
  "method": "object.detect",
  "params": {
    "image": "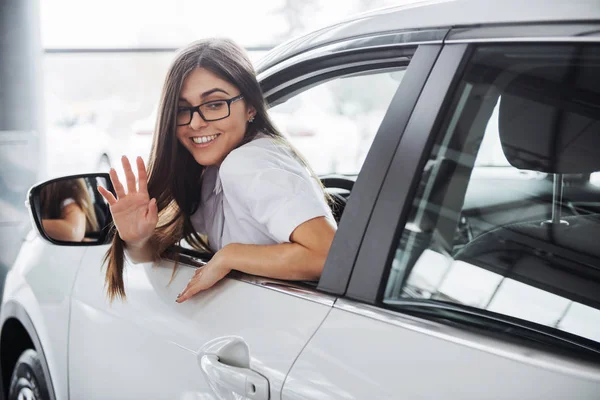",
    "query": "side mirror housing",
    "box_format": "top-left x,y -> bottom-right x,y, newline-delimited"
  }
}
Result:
27,173 -> 115,245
